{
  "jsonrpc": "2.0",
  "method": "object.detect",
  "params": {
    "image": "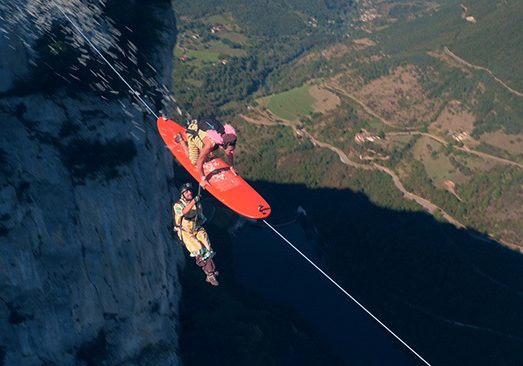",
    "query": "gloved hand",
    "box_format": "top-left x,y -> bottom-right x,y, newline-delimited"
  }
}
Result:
193,195 -> 200,203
